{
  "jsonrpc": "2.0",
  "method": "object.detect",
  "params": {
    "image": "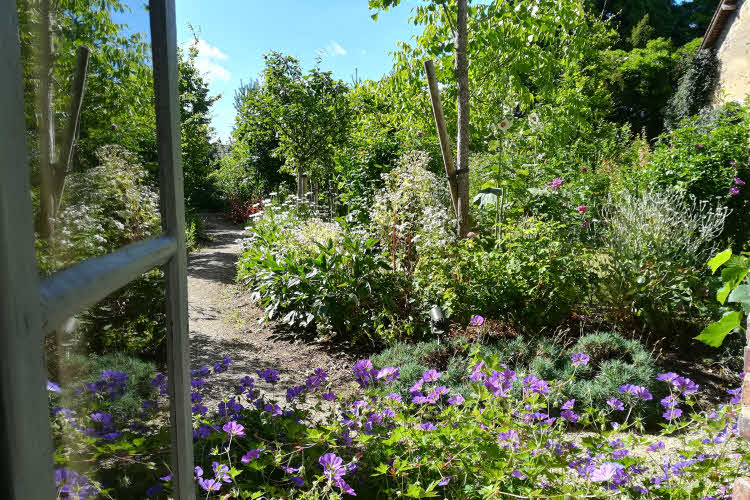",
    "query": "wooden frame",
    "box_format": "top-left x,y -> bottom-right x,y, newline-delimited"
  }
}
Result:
0,0 -> 194,497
